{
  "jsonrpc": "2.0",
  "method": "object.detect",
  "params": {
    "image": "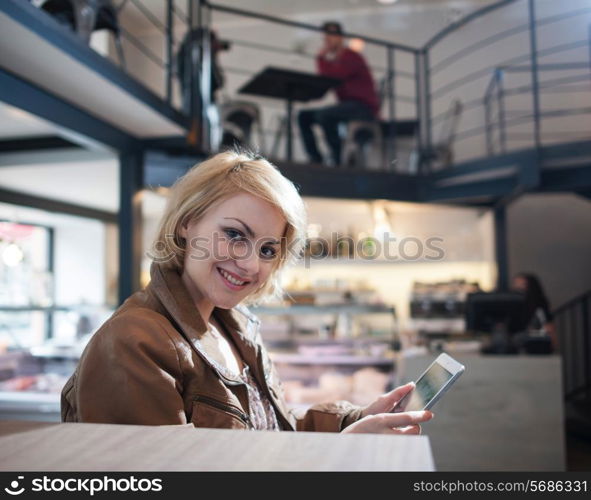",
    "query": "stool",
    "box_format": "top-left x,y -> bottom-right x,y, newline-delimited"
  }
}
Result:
219,101 -> 265,152
341,120 -> 383,170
